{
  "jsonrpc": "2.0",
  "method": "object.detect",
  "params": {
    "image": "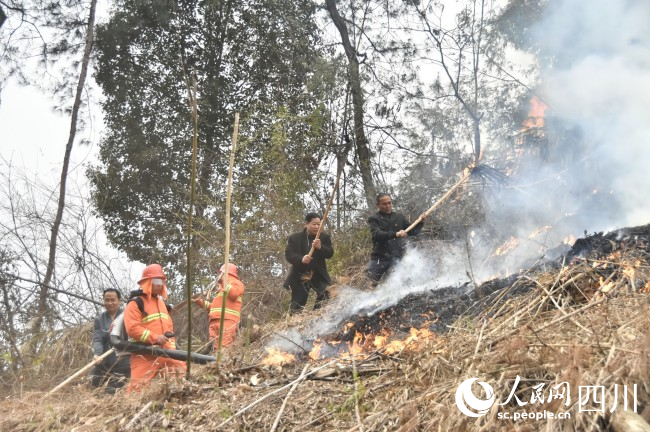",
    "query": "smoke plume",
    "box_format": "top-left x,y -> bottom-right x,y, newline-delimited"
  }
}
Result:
268,0 -> 650,349
530,0 -> 649,229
